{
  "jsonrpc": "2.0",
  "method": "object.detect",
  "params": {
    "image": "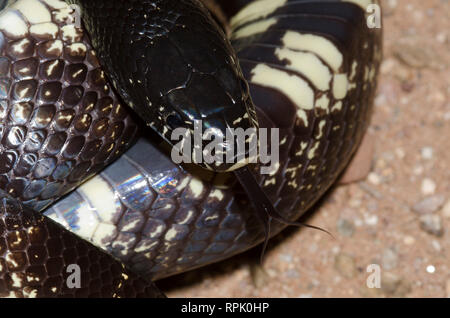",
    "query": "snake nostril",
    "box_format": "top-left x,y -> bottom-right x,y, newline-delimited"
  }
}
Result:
166,113 -> 185,130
